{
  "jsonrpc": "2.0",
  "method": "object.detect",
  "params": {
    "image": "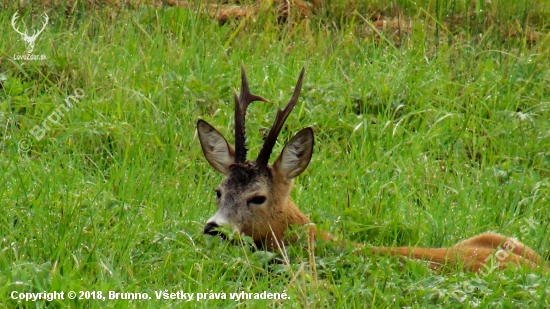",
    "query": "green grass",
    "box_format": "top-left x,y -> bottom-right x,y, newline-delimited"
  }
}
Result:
1,1 -> 549,308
